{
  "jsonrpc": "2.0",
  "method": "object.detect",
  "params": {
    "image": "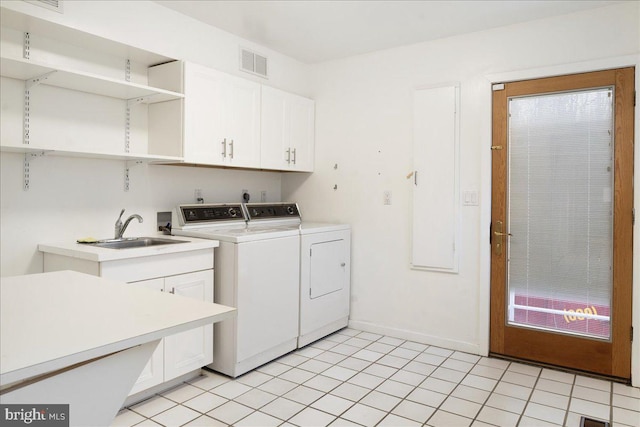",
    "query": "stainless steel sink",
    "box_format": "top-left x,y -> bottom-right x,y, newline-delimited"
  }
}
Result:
92,237 -> 188,249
